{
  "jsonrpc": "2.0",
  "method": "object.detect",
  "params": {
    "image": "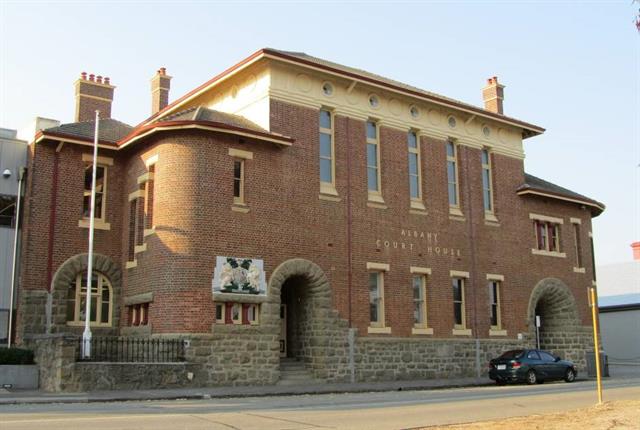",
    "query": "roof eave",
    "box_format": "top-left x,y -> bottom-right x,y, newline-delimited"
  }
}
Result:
35,131 -> 119,149
517,187 -> 605,216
